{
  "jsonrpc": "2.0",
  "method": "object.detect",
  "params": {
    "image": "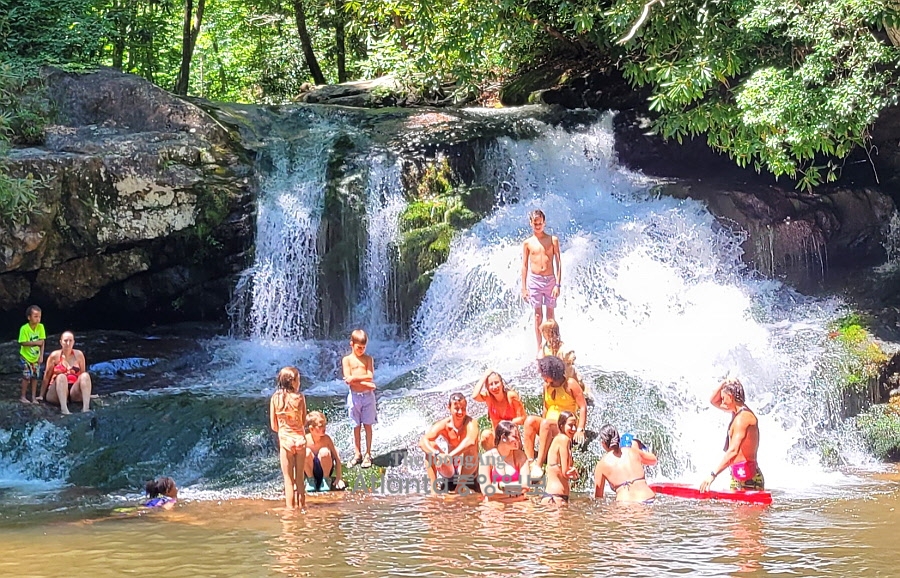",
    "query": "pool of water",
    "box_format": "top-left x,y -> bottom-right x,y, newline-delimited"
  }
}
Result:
2,471 -> 898,578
